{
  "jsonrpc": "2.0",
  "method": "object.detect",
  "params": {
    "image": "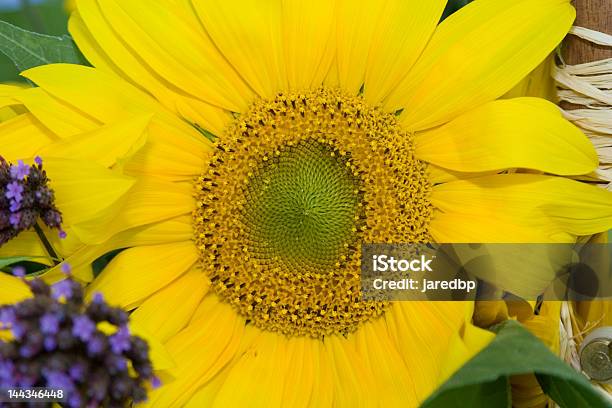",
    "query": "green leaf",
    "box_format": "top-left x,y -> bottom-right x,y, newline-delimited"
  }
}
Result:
0,256 -> 33,269
0,20 -> 84,73
421,320 -> 612,408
